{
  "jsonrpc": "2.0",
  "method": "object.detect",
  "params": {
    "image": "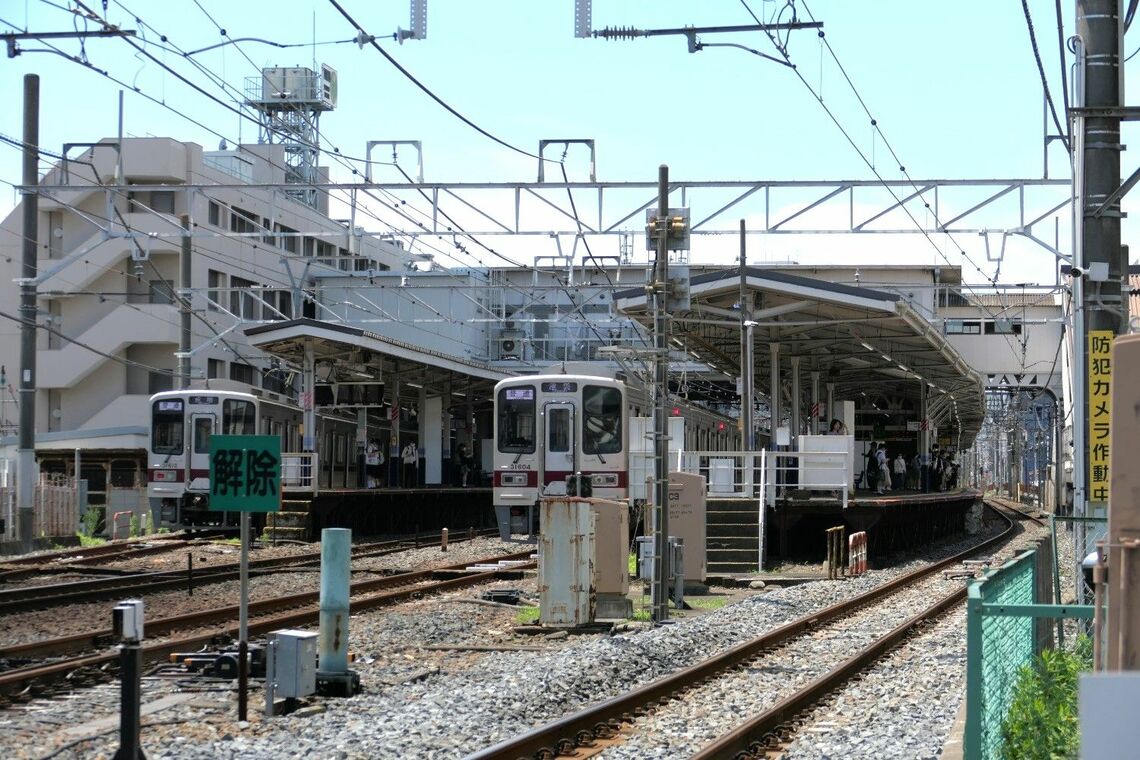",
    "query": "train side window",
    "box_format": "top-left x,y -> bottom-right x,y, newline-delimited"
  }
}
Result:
151,400 -> 184,454
223,400 -> 257,435
497,386 -> 536,453
583,385 -> 622,455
